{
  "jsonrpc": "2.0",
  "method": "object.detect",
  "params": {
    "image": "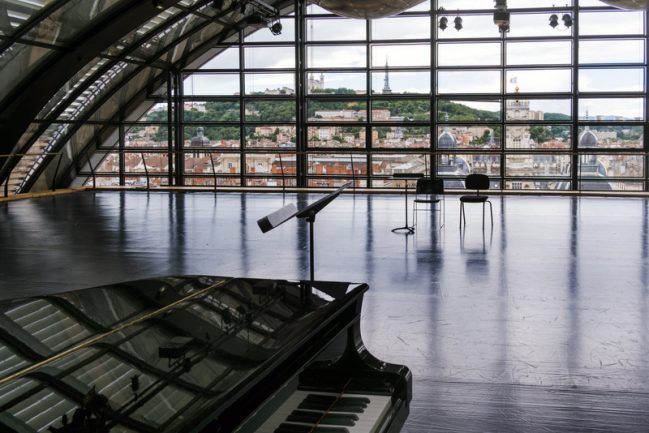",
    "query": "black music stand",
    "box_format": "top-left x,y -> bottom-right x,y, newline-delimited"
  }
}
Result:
257,182 -> 351,283
391,173 -> 424,235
